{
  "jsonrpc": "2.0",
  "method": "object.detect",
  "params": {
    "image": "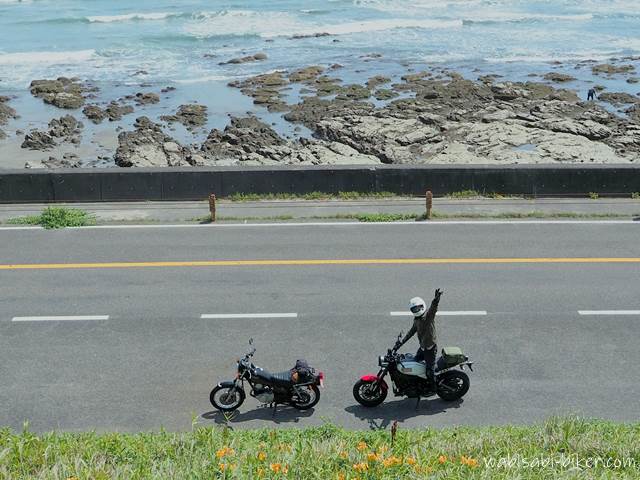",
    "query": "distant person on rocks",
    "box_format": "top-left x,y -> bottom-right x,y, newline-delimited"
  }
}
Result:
587,88 -> 597,101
